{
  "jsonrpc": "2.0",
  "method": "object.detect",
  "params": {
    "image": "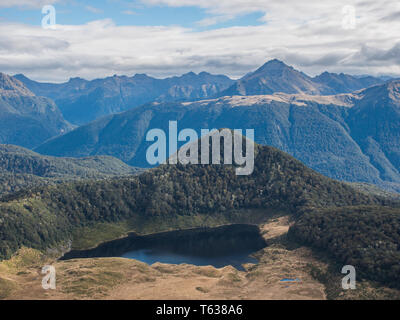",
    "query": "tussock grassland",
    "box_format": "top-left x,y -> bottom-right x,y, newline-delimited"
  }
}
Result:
2,216 -> 398,300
